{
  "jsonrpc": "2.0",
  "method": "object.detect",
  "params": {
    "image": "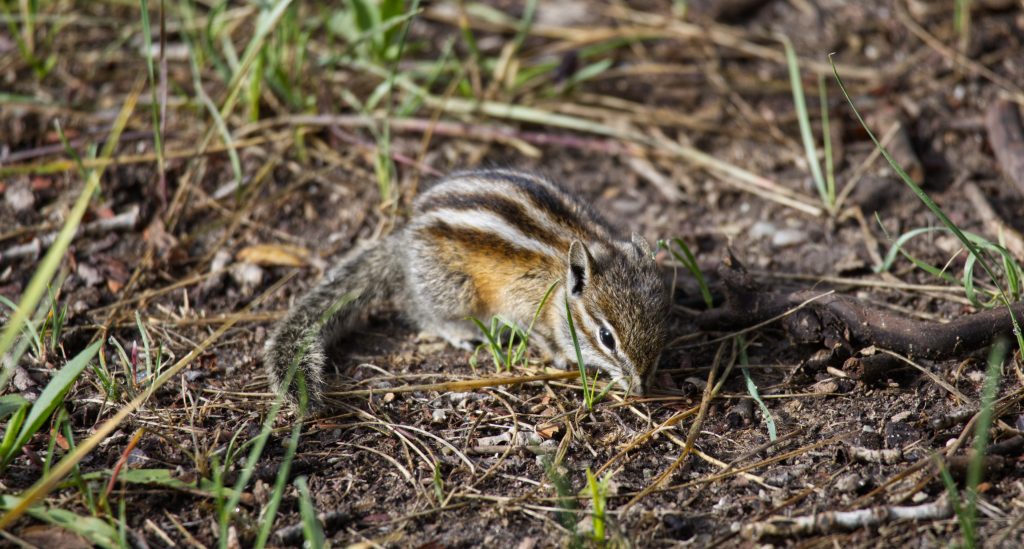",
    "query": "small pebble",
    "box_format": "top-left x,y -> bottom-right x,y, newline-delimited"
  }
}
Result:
229,262 -> 264,293
771,228 -> 808,248
4,180 -> 34,212
748,221 -> 775,240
